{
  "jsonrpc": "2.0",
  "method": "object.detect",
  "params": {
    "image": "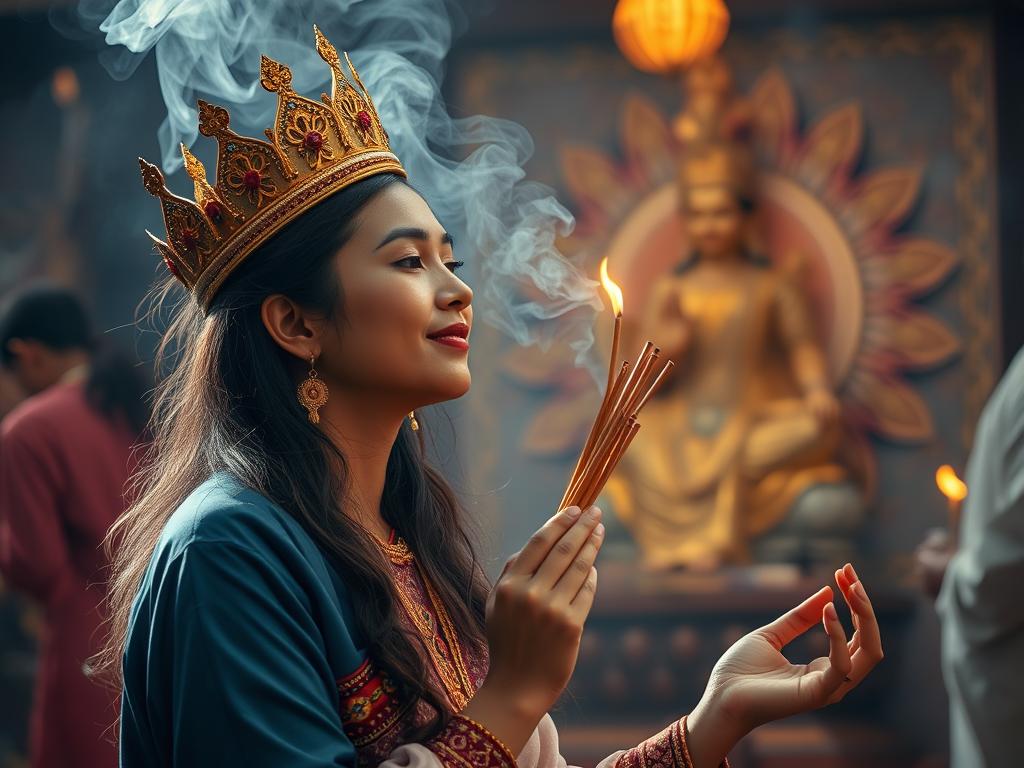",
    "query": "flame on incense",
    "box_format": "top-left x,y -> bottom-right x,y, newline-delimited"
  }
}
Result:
936,464 -> 967,502
600,257 -> 624,316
